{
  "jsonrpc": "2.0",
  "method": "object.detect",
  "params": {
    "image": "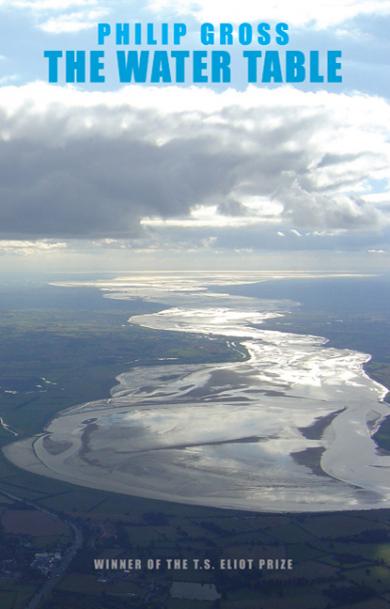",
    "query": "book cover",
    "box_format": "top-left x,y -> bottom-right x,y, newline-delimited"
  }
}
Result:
0,2 -> 389,608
